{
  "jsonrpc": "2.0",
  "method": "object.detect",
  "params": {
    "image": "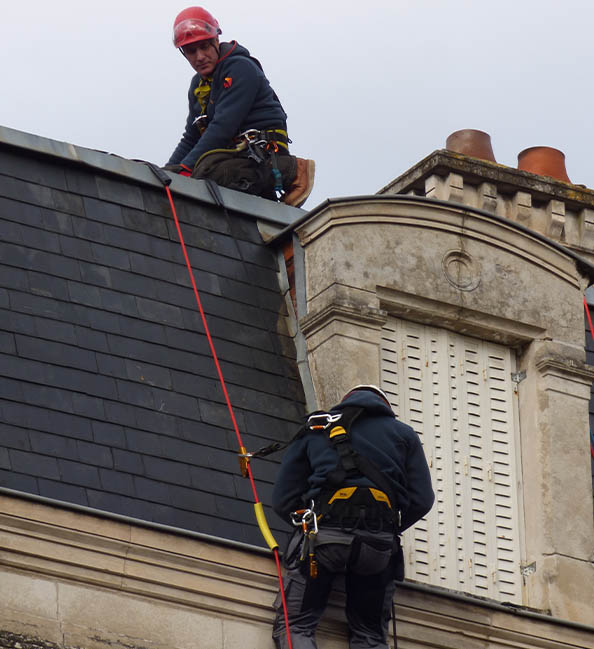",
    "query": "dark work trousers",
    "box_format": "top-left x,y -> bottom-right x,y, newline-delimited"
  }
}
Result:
272,528 -> 400,649
191,147 -> 297,200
